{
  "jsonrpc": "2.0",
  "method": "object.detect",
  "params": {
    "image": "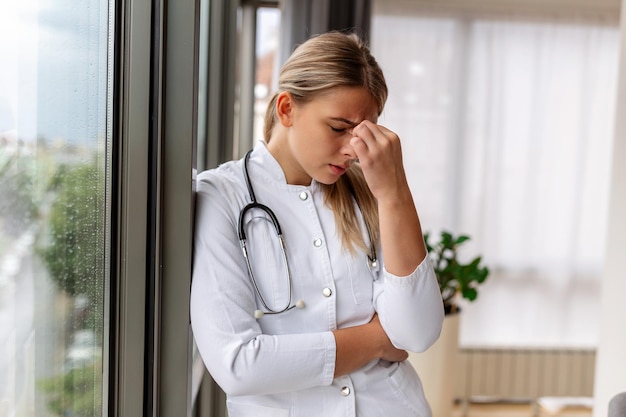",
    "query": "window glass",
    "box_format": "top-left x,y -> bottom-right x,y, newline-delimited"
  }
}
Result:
0,0 -> 112,415
253,7 -> 280,143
